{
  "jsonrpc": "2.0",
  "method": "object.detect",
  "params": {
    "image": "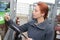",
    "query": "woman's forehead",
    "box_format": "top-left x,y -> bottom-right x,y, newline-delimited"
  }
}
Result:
34,5 -> 40,10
